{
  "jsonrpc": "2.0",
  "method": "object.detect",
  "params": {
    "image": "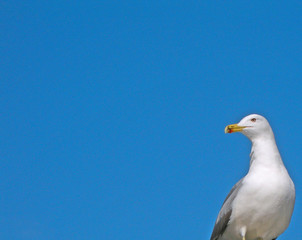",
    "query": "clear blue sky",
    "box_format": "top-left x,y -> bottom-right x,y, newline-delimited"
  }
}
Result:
1,1 -> 301,239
